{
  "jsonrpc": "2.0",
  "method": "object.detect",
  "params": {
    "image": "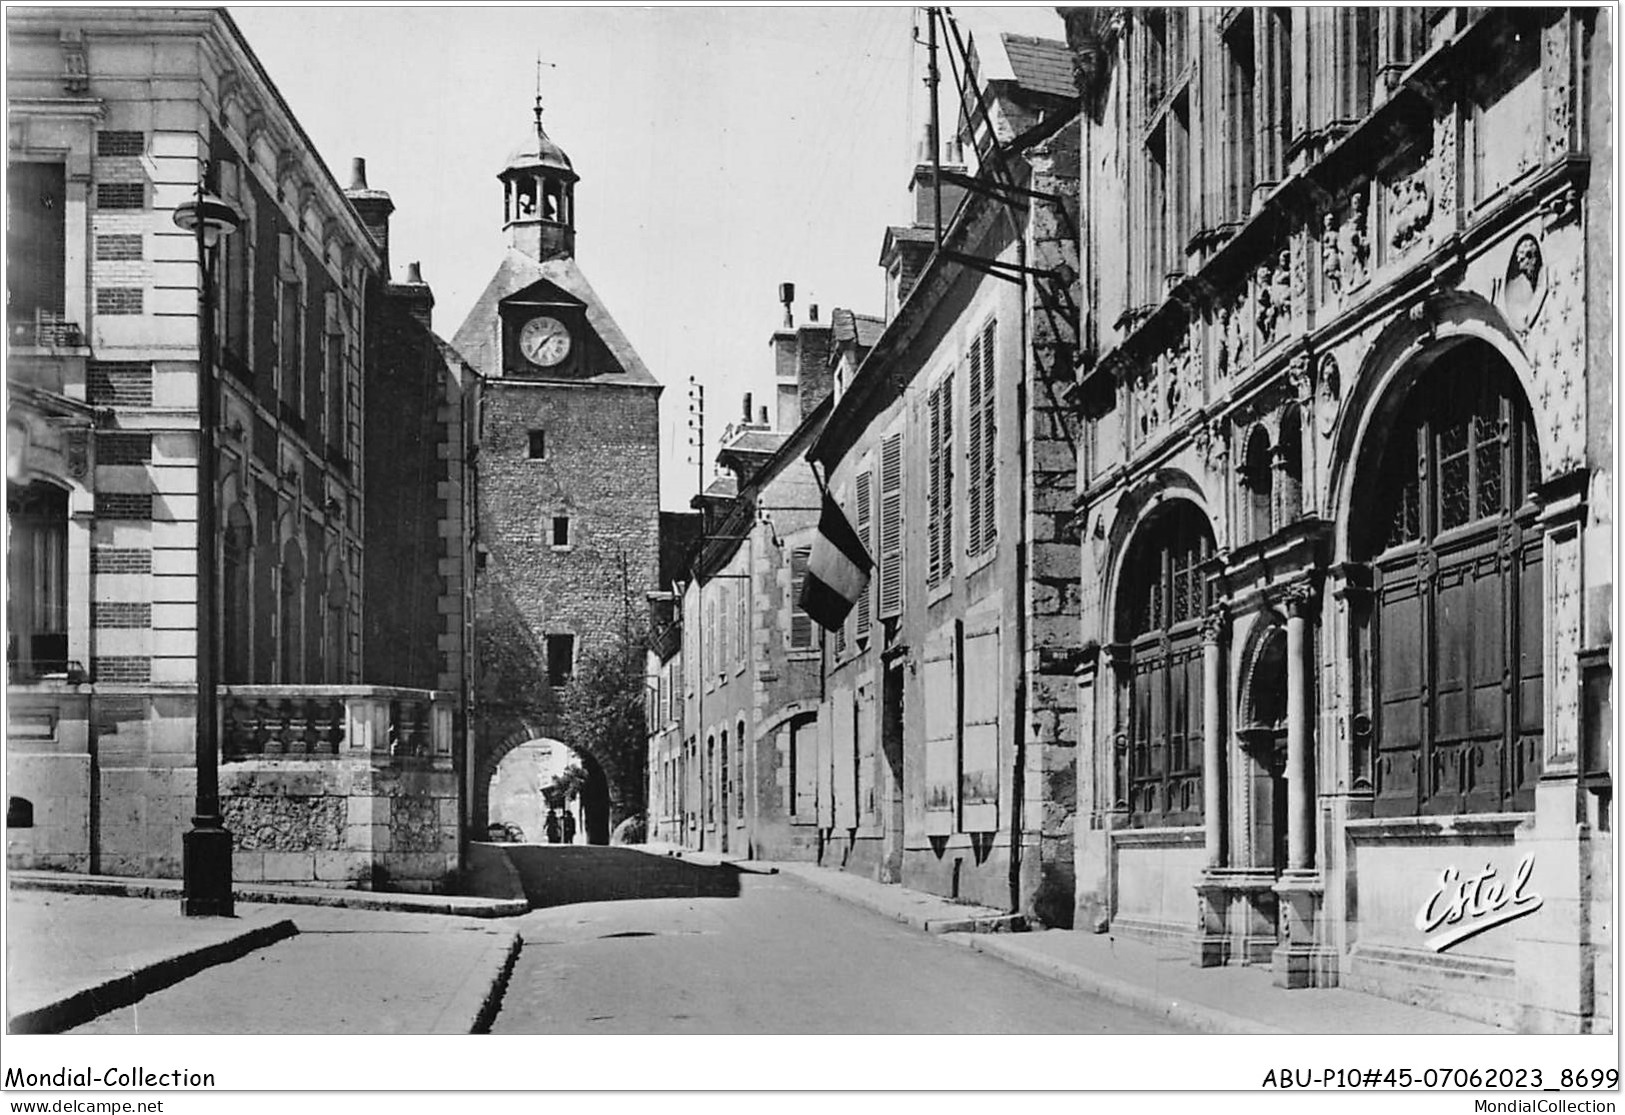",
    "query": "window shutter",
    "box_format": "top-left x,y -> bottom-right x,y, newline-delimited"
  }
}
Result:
854,469 -> 873,640
789,546 -> 813,649
979,321 -> 997,551
966,338 -> 985,555
878,434 -> 904,618
936,381 -> 949,585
